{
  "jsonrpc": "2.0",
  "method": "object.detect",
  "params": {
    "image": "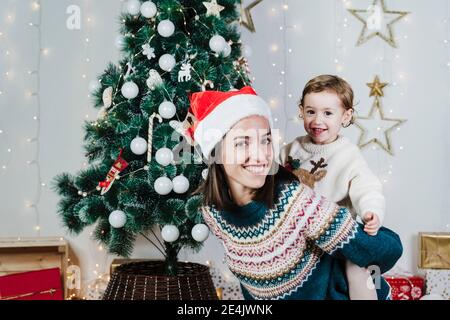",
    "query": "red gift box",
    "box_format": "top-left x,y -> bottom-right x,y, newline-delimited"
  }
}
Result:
0,268 -> 63,300
384,275 -> 425,300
